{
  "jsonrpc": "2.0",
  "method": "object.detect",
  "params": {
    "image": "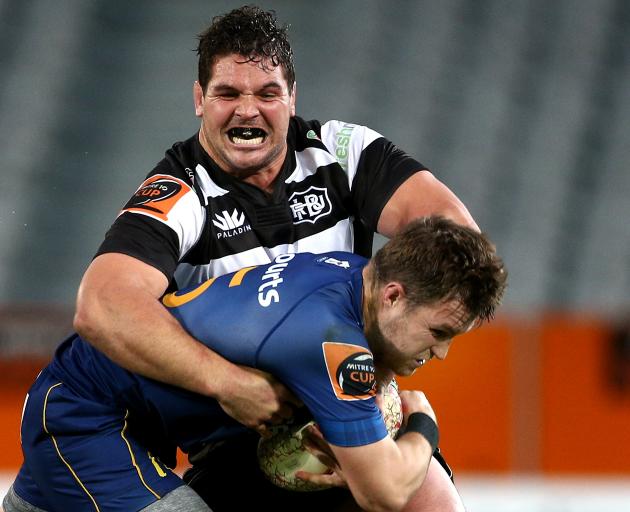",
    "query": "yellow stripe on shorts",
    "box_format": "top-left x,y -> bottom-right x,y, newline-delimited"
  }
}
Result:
120,410 -> 162,499
43,382 -> 101,512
